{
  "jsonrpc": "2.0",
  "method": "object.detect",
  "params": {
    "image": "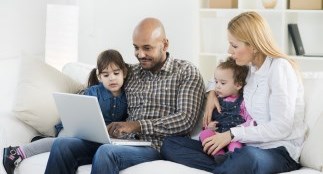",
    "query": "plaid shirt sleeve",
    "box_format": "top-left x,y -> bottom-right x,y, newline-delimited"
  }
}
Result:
138,64 -> 205,136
